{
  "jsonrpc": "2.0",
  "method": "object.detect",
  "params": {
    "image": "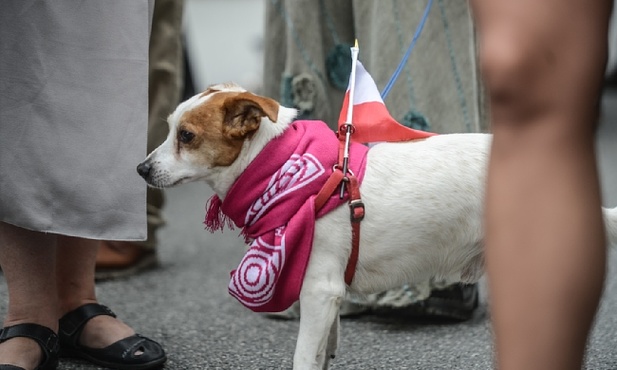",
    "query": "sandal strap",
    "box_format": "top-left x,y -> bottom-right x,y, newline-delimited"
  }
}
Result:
0,323 -> 59,368
59,303 -> 116,338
